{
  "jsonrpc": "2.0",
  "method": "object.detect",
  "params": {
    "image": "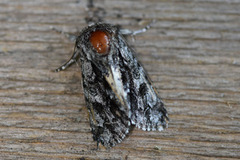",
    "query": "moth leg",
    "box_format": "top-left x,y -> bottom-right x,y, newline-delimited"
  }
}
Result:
55,50 -> 80,72
119,20 -> 155,36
